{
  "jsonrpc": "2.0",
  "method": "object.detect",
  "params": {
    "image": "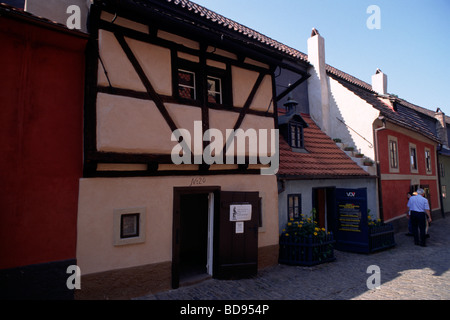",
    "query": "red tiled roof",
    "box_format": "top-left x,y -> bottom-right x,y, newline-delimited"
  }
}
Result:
278,114 -> 371,178
100,0 -> 309,62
